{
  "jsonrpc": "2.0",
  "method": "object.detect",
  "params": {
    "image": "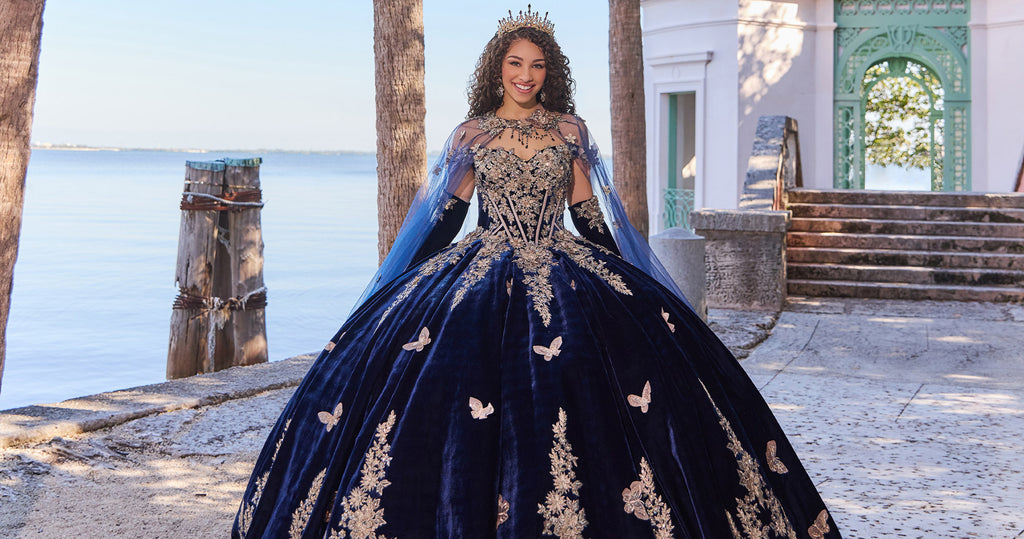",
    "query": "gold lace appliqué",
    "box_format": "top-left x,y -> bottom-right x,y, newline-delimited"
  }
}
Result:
380,121 -> 631,328
700,382 -> 798,539
376,229 -> 486,327
621,457 -> 675,538
289,468 -> 326,539
808,509 -> 831,539
573,197 -> 607,234
450,234 -> 509,310
236,418 -> 291,538
497,494 -> 510,529
538,408 -> 588,538
327,410 -> 398,539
